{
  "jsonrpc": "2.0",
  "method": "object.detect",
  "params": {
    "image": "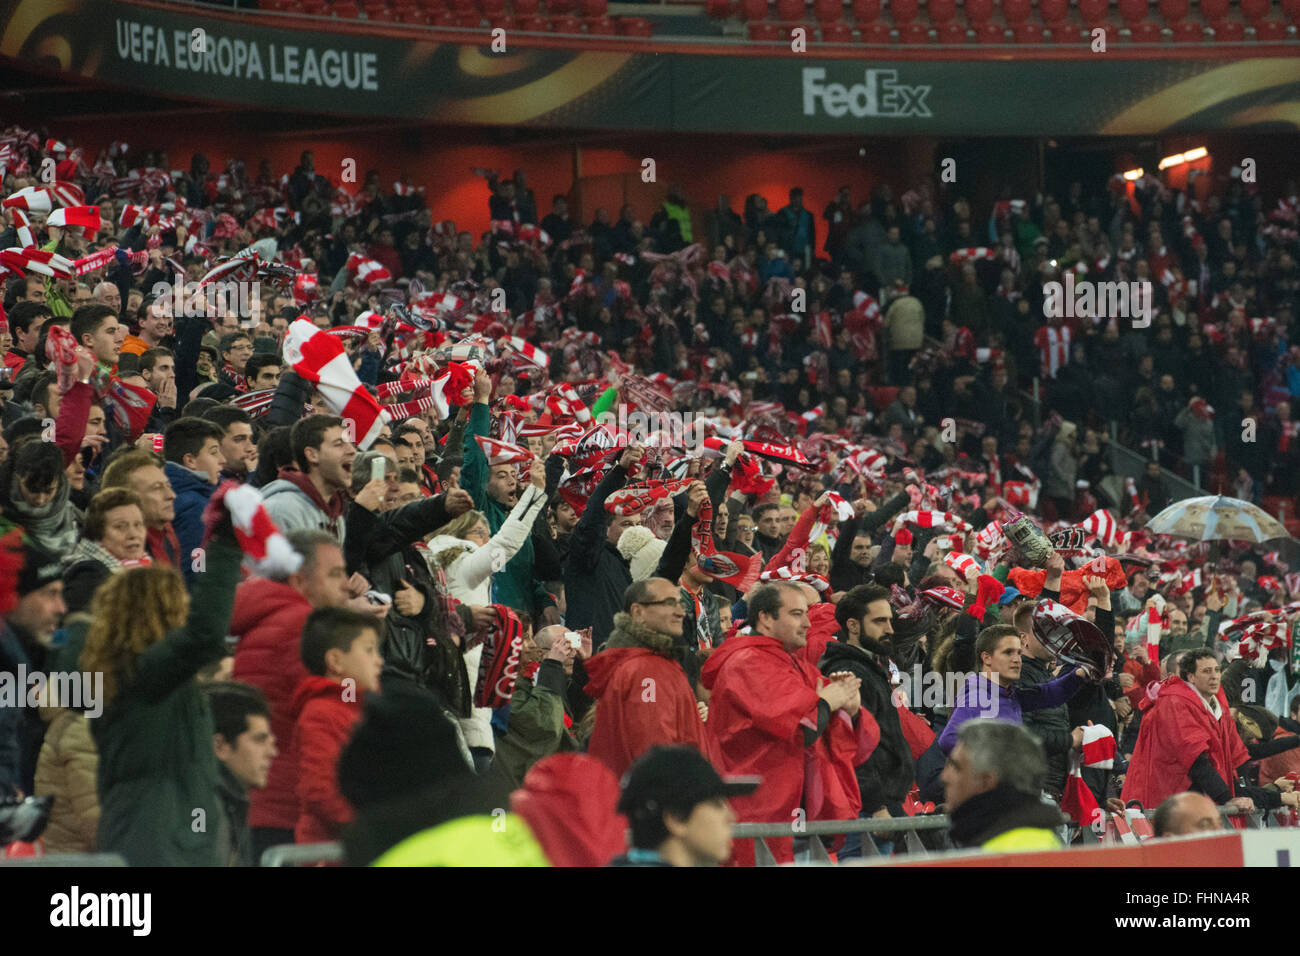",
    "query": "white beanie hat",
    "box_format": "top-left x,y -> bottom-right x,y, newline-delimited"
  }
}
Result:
619,524 -> 666,582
